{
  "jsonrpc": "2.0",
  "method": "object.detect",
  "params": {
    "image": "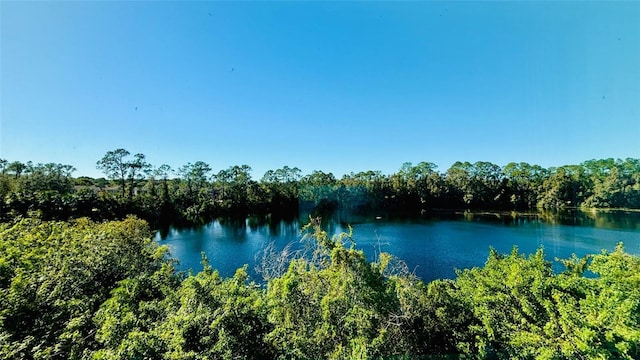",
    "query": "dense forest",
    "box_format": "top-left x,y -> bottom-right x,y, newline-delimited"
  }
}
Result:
1,152 -> 640,358
1,150 -> 639,228
1,216 -> 639,359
